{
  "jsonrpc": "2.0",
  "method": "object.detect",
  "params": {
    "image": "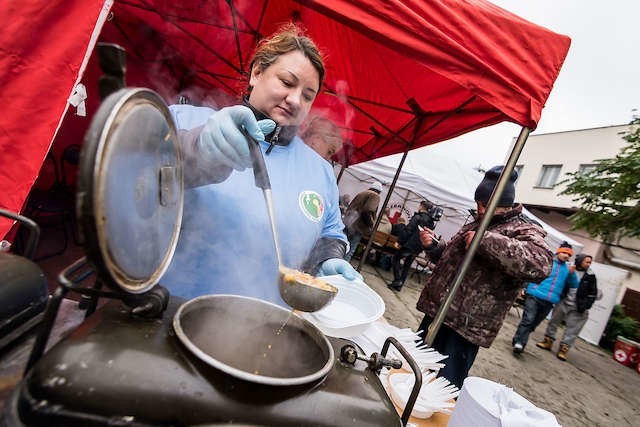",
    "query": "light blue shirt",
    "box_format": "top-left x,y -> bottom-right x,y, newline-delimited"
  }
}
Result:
161,105 -> 346,306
